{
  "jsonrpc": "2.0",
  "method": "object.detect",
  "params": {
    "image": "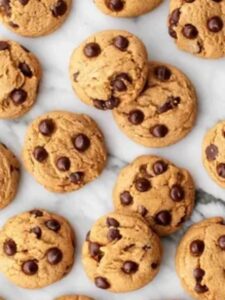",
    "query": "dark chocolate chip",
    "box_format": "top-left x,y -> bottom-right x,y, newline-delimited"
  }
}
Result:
38,119 -> 55,136
30,209 -> 43,217
52,0 -> 67,17
93,97 -> 119,110
217,163 -> 225,178
107,228 -> 122,241
137,205 -> 148,217
154,66 -> 172,81
111,77 -> 127,91
116,73 -> 132,83
195,283 -> 208,294
84,43 -> 101,58
56,157 -> 71,171
18,0 -> 29,5
128,110 -> 144,125
73,134 -> 90,152
170,184 -> 185,202
0,41 -> 9,51
153,160 -> 168,175
47,247 -> 63,265
135,178 -> 151,192
207,16 -> 223,33
3,239 -> 17,256
106,217 -> 120,227
190,240 -> 205,256
10,89 -> 27,105
150,124 -> 168,138
151,262 -> 158,269
8,21 -> 19,28
182,24 -> 198,39
169,8 -> 181,26
33,146 -> 48,162
95,277 -> 110,289
205,144 -> 218,161
193,268 -> 205,282
22,260 -> 38,275
157,96 -> 180,114
168,26 -> 177,39
122,261 -> 138,274
155,211 -> 172,226
218,235 -> 225,249
107,0 -> 124,11
31,226 -> 42,239
45,219 -> 61,232
113,36 -> 129,51
120,191 -> 133,205
69,172 -> 84,184
89,242 -> 103,262
19,63 -> 32,77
